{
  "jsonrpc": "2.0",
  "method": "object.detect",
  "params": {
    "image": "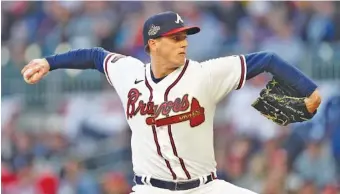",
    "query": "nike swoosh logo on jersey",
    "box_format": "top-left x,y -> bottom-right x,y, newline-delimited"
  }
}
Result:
134,79 -> 144,84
